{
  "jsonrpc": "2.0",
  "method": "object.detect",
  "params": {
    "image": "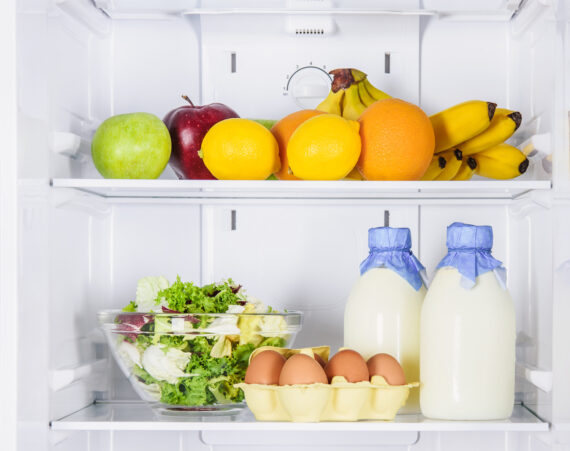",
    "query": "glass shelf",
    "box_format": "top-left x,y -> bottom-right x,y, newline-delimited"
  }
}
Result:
90,0 -> 520,20
51,402 -> 548,433
51,178 -> 551,201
